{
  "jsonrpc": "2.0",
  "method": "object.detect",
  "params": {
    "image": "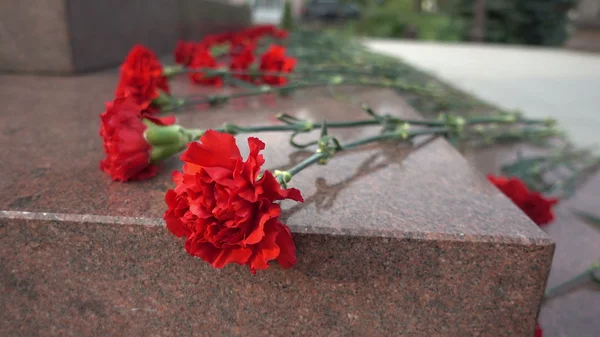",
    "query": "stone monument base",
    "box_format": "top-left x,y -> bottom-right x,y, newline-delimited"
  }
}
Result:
0,0 -> 251,74
0,72 -> 553,336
